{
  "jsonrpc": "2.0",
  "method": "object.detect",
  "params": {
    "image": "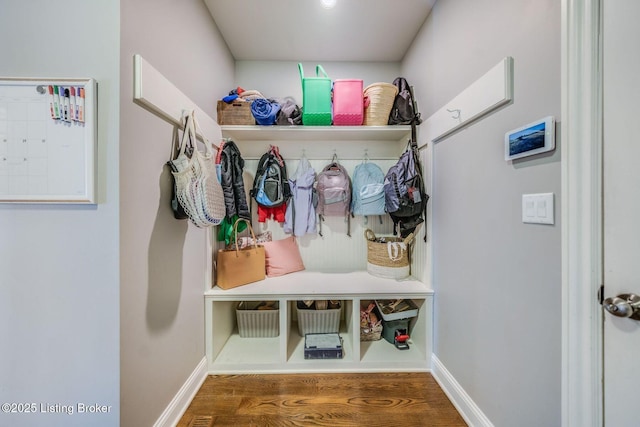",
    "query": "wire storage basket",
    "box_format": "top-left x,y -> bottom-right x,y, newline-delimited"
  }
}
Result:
365,229 -> 414,279
363,83 -> 398,125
